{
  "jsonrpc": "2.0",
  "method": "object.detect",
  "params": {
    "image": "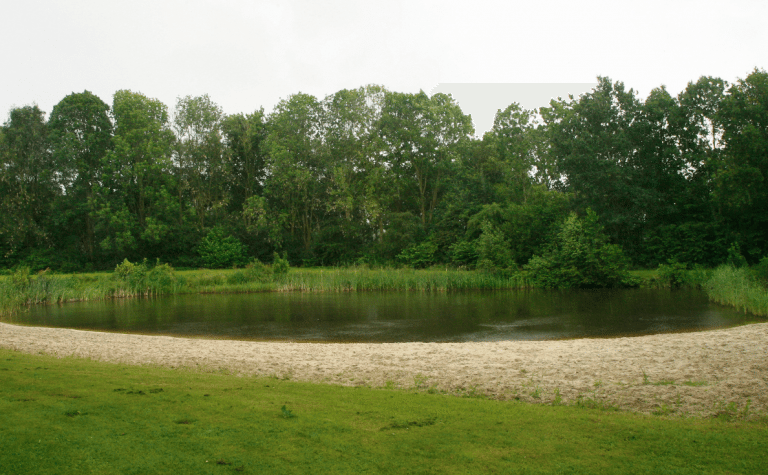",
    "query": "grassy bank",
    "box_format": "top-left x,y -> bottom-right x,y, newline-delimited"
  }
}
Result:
0,265 -> 530,317
3,263 -> 767,320
1,348 -> 766,474
705,265 -> 768,317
